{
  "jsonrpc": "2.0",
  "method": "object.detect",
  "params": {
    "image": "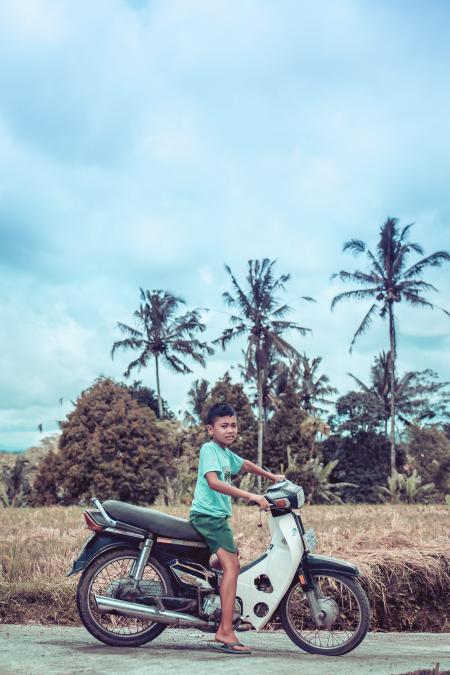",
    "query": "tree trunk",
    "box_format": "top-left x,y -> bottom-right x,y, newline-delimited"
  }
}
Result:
257,368 -> 264,491
388,303 -> 396,473
155,354 -> 163,418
